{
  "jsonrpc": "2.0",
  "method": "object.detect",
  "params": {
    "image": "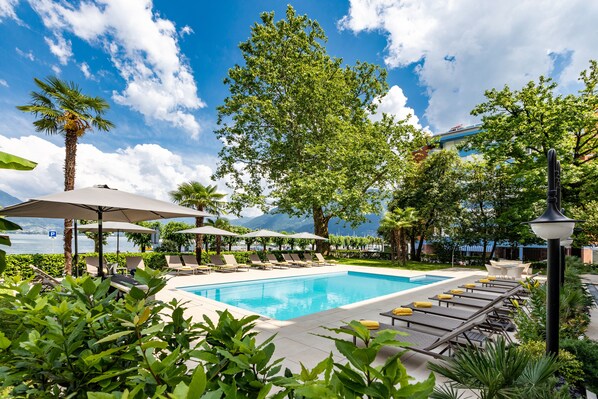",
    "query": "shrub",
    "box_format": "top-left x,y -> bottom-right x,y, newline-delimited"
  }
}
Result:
518,340 -> 584,387
561,338 -> 598,393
